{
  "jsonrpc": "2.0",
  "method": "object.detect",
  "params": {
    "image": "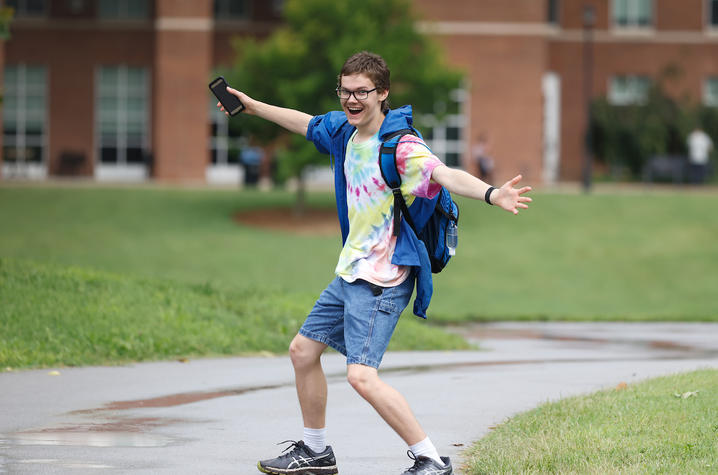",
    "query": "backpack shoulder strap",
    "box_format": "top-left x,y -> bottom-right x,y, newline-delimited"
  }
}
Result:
379,128 -> 418,236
